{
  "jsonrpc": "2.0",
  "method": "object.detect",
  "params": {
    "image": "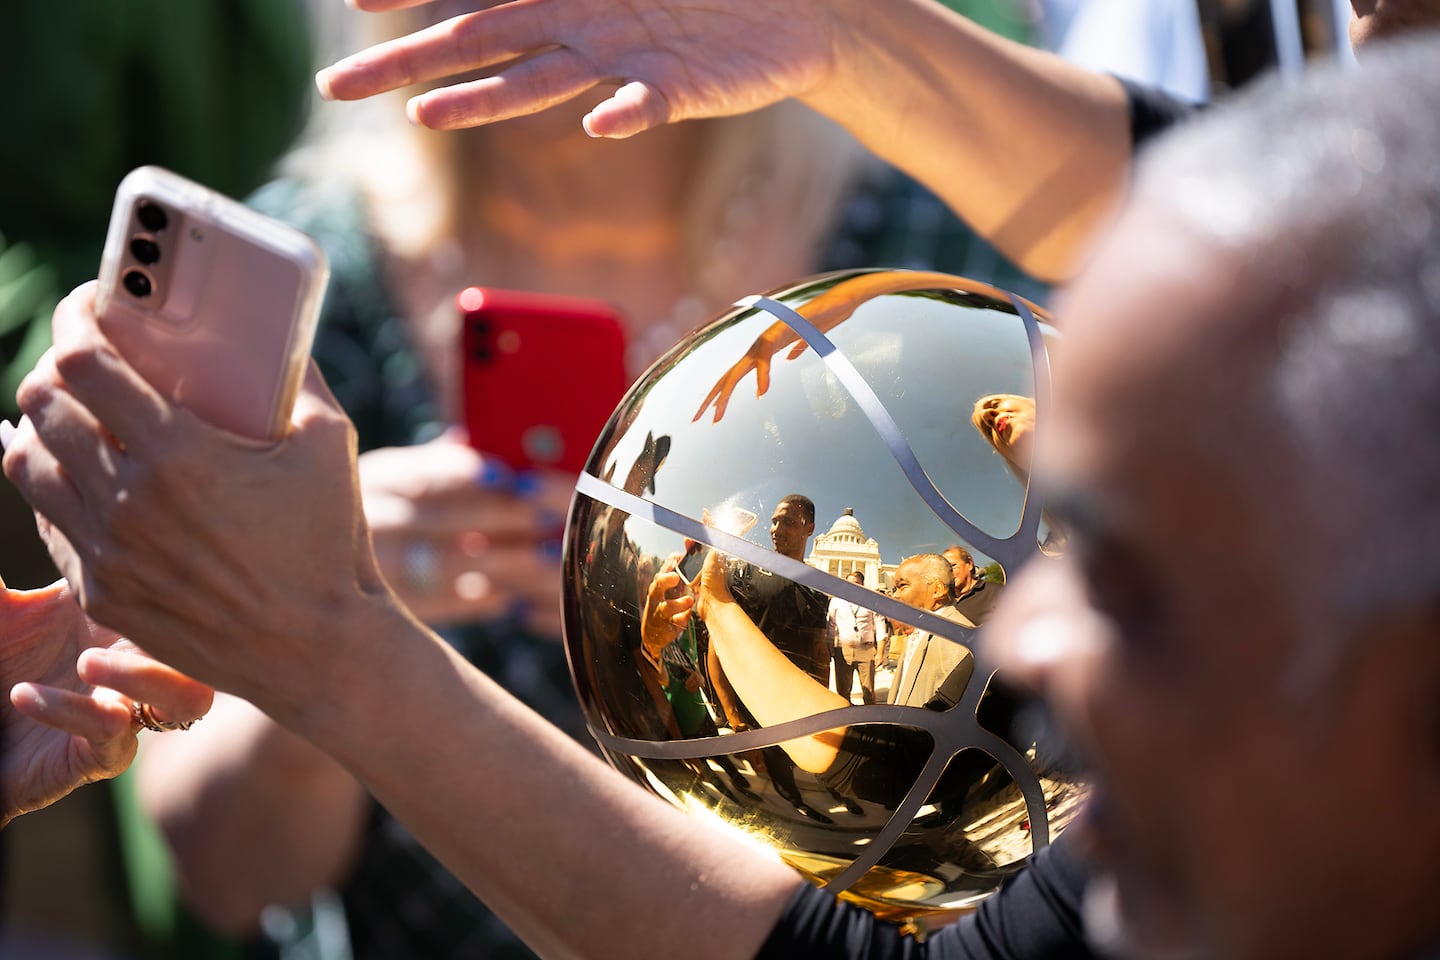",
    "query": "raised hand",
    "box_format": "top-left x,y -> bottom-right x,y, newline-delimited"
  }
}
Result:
360,434 -> 571,634
316,0 -> 847,137
3,283 -> 388,709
